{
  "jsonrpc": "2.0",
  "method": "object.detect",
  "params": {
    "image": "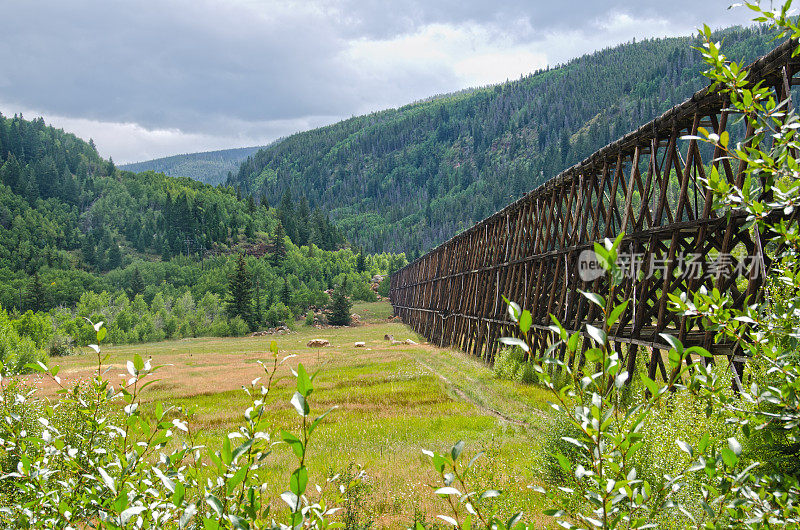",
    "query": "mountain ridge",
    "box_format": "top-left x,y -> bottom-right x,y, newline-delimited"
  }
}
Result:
120,145 -> 268,185
226,24 -> 775,257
